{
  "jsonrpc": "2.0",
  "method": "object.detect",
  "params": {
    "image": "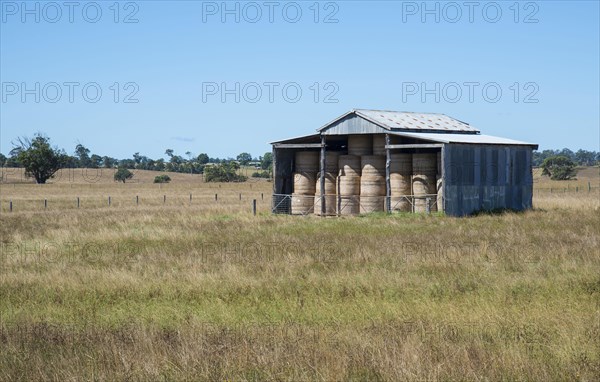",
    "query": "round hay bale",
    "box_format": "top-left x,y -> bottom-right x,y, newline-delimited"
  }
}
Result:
314,172 -> 337,194
338,155 -> 361,176
390,153 -> 412,174
348,135 -> 372,156
314,195 -> 337,216
413,174 -> 437,213
360,175 -> 386,196
338,175 -> 360,196
293,172 -> 317,195
338,196 -> 360,216
361,155 -> 386,177
360,196 -> 385,213
291,194 -> 315,215
372,135 -> 386,156
412,153 -> 437,174
390,195 -> 411,212
324,152 -> 340,173
295,151 -> 319,172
